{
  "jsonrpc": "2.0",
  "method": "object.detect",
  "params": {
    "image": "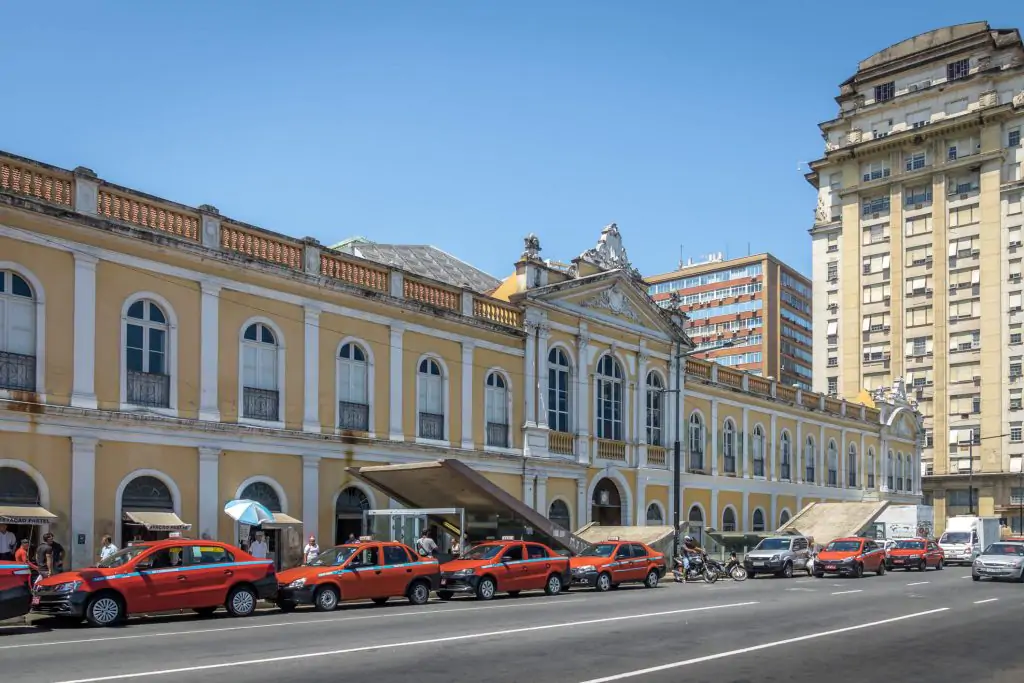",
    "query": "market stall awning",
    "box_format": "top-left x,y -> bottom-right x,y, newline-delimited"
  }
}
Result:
0,505 -> 58,525
262,512 -> 302,528
122,510 -> 192,531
